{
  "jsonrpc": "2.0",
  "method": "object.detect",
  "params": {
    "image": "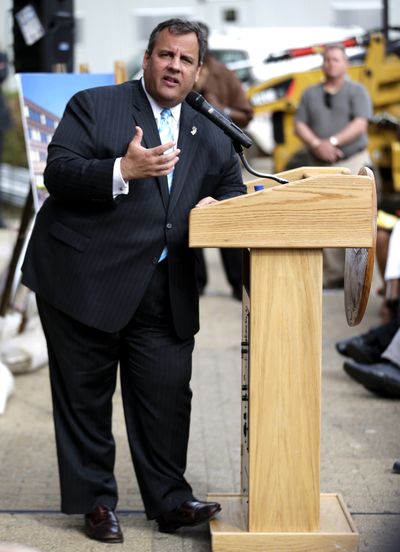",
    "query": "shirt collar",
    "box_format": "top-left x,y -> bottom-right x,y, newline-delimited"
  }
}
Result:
141,78 -> 181,124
